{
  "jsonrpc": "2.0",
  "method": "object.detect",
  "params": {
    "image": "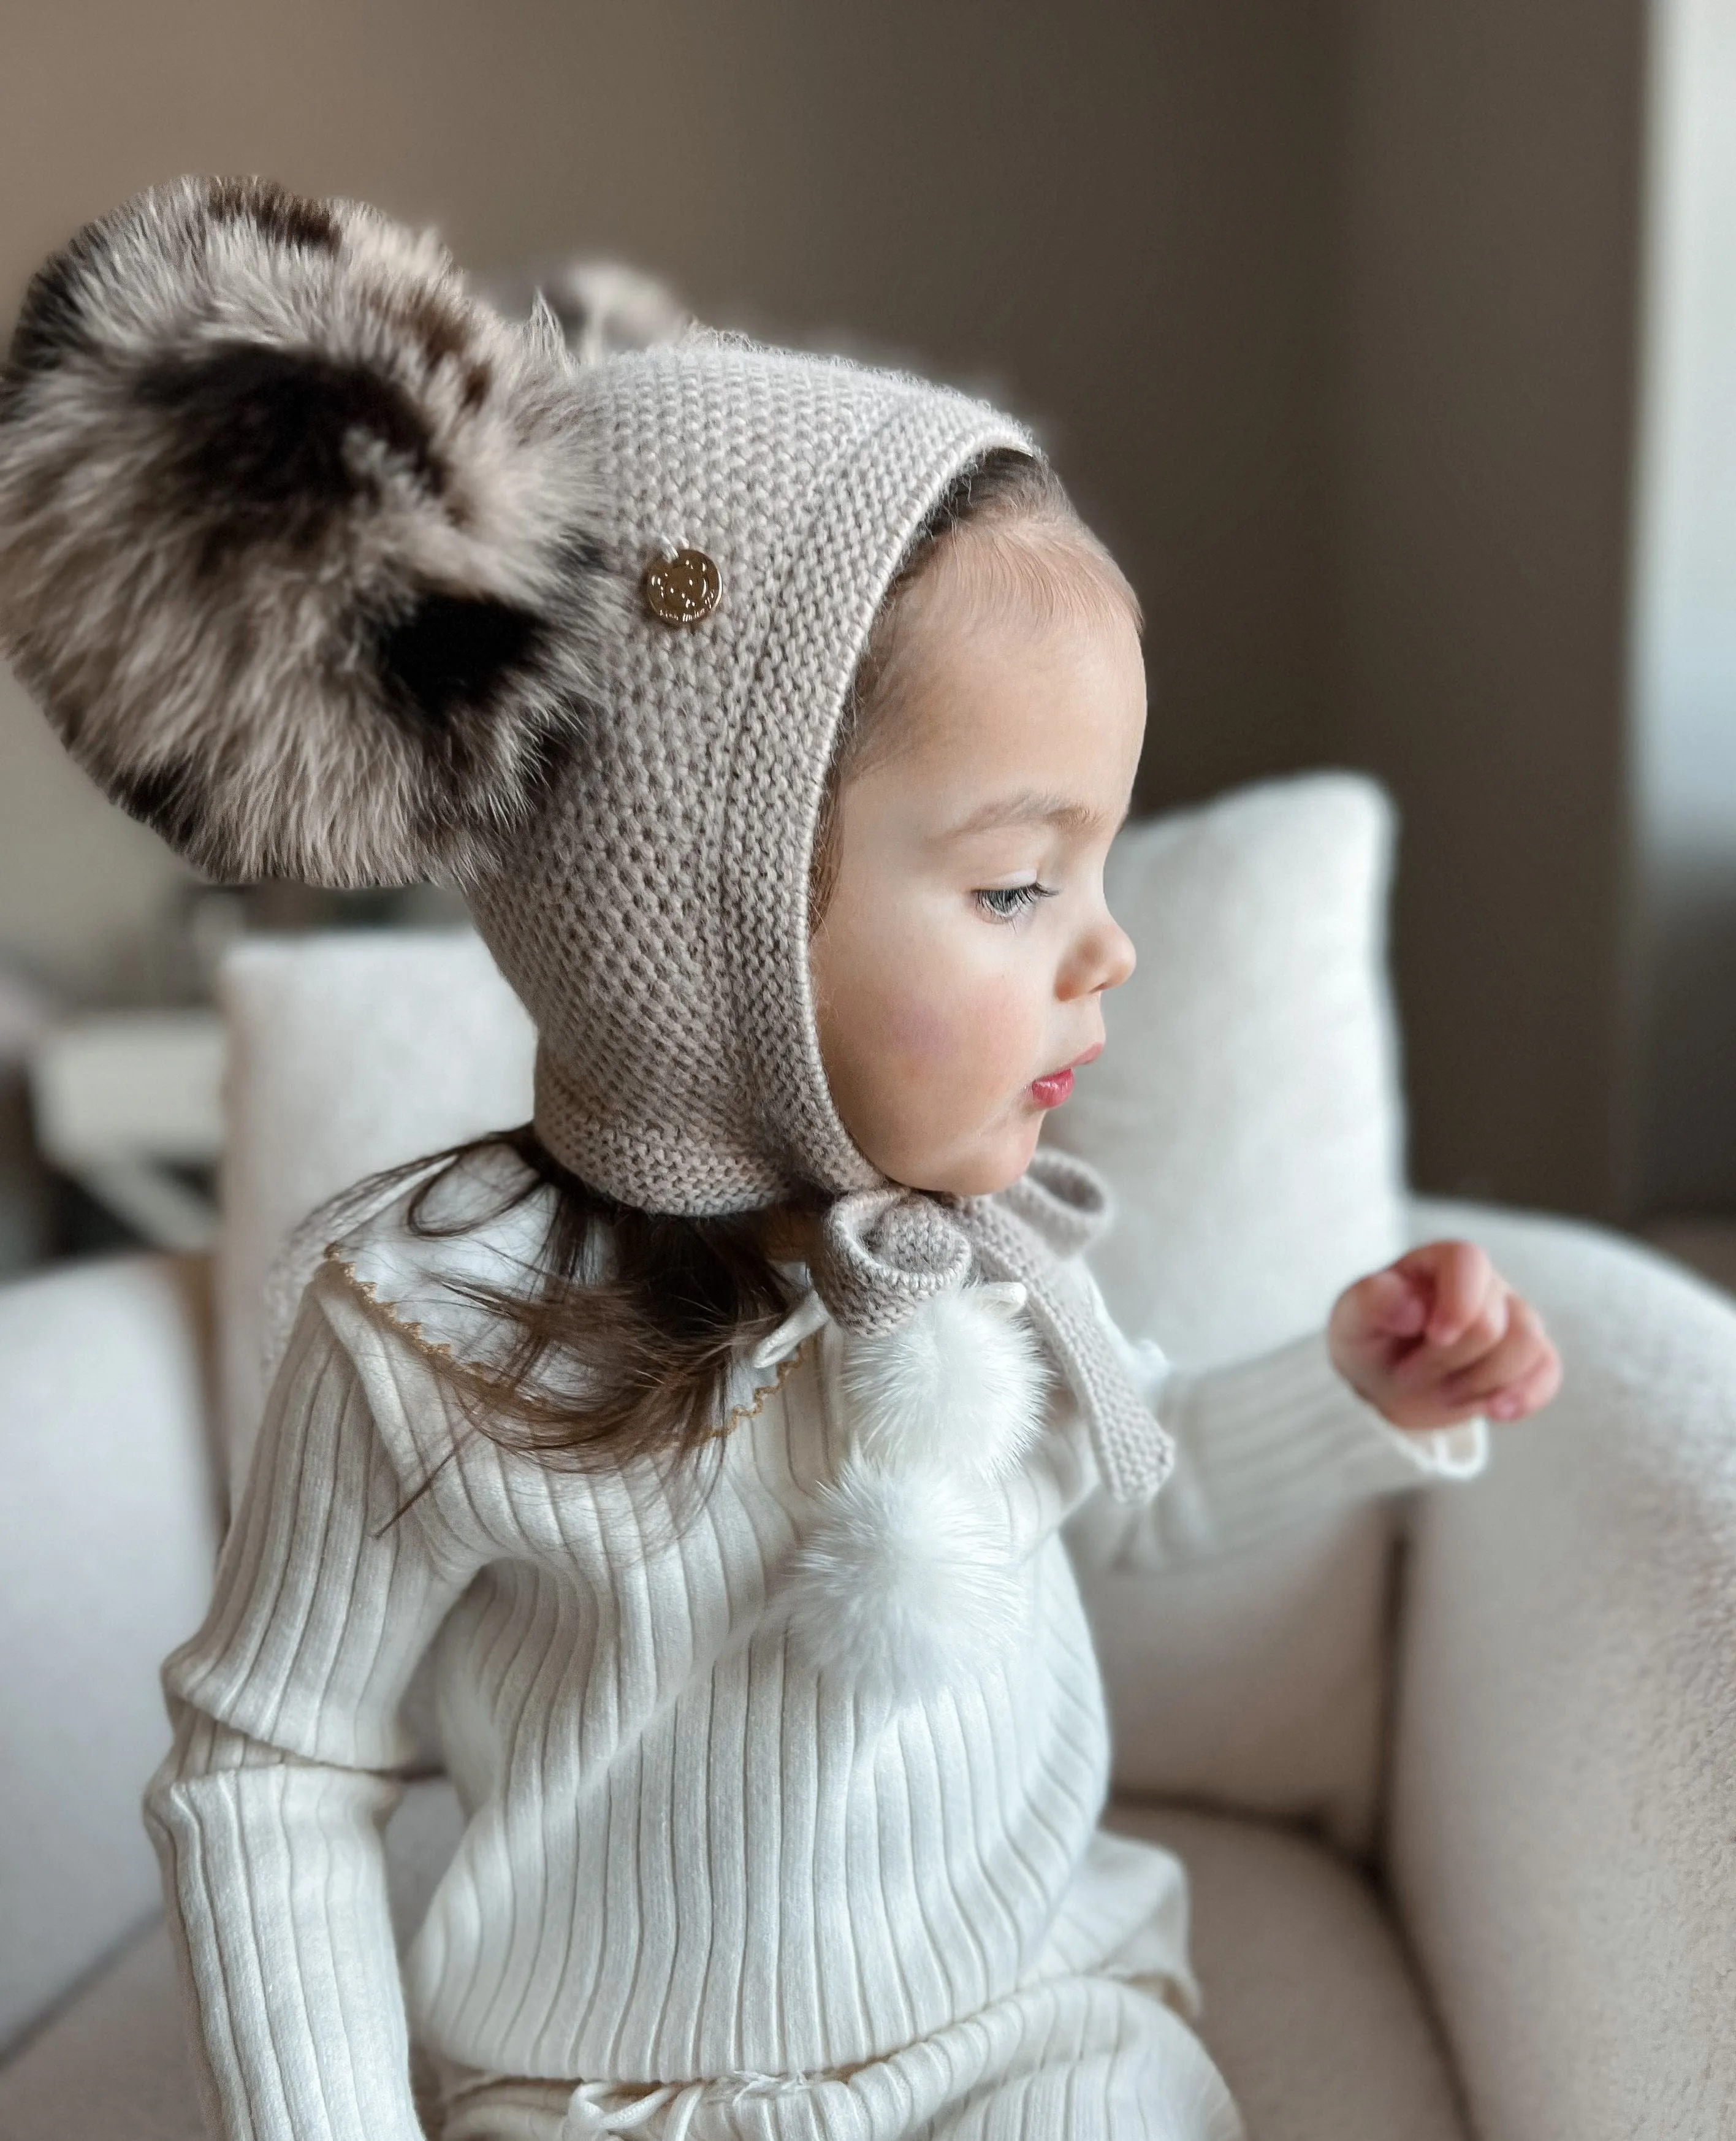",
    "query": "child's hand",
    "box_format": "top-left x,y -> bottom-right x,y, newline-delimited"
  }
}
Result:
1328,1240 -> 1562,1432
